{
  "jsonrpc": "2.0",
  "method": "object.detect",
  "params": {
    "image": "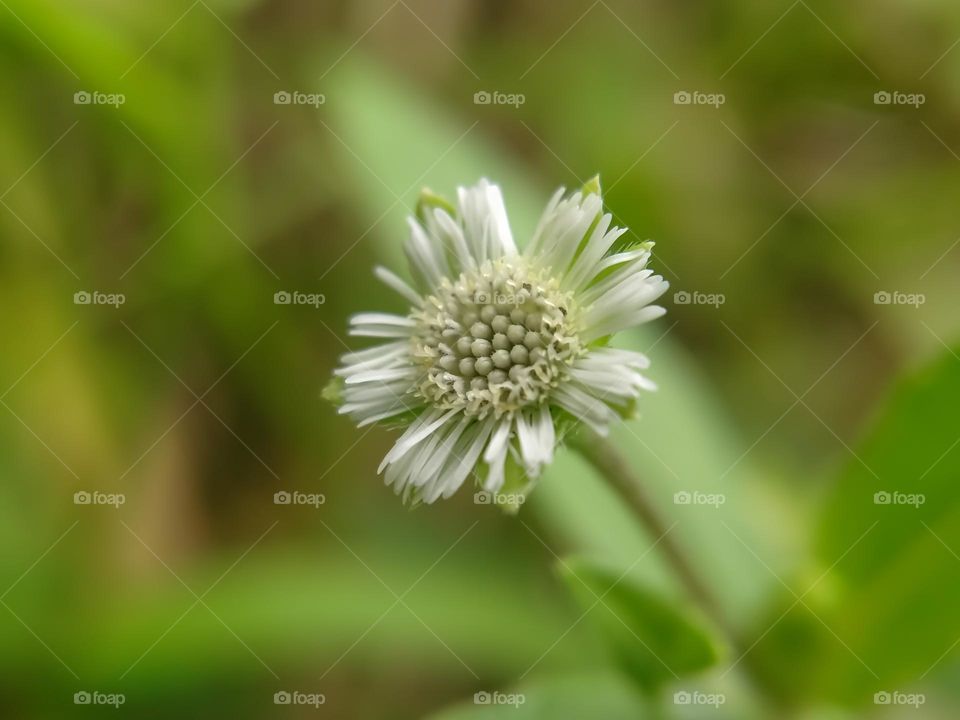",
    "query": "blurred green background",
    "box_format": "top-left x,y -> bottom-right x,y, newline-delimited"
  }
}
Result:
2,0 -> 959,717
